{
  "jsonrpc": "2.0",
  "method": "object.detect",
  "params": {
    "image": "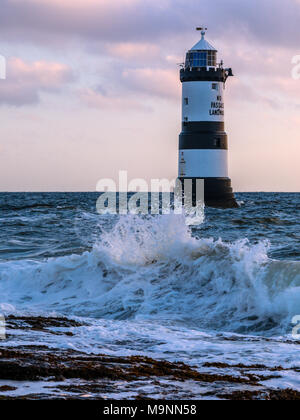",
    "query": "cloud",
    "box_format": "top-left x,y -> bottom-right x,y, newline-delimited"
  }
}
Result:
77,64 -> 180,111
1,0 -> 299,107
105,42 -> 161,63
0,0 -> 181,44
0,58 -> 74,106
1,0 -> 300,49
122,68 -> 180,100
79,87 -> 151,112
227,78 -> 280,109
